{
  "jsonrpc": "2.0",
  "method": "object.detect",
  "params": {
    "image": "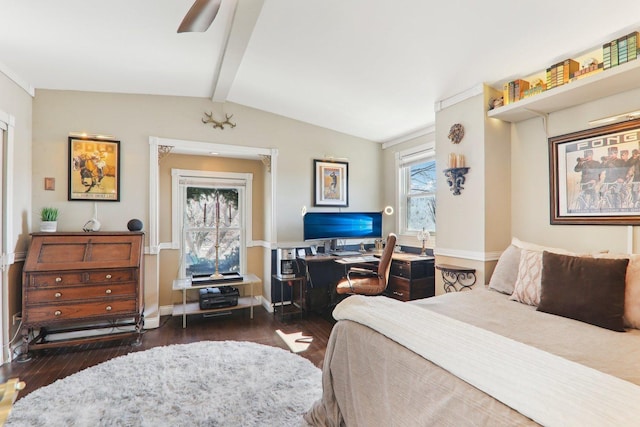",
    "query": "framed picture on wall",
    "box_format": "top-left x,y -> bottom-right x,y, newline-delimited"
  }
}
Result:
314,159 -> 348,207
68,137 -> 121,201
549,118 -> 640,224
